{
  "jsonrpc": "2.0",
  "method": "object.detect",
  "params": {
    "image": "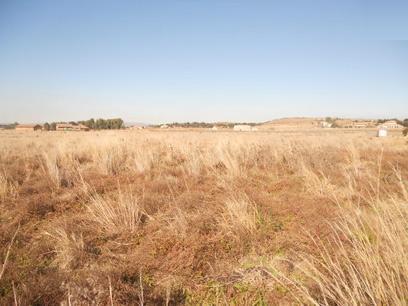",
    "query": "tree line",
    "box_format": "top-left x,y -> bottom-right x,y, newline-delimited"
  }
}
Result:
42,118 -> 124,131
151,122 -> 259,128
